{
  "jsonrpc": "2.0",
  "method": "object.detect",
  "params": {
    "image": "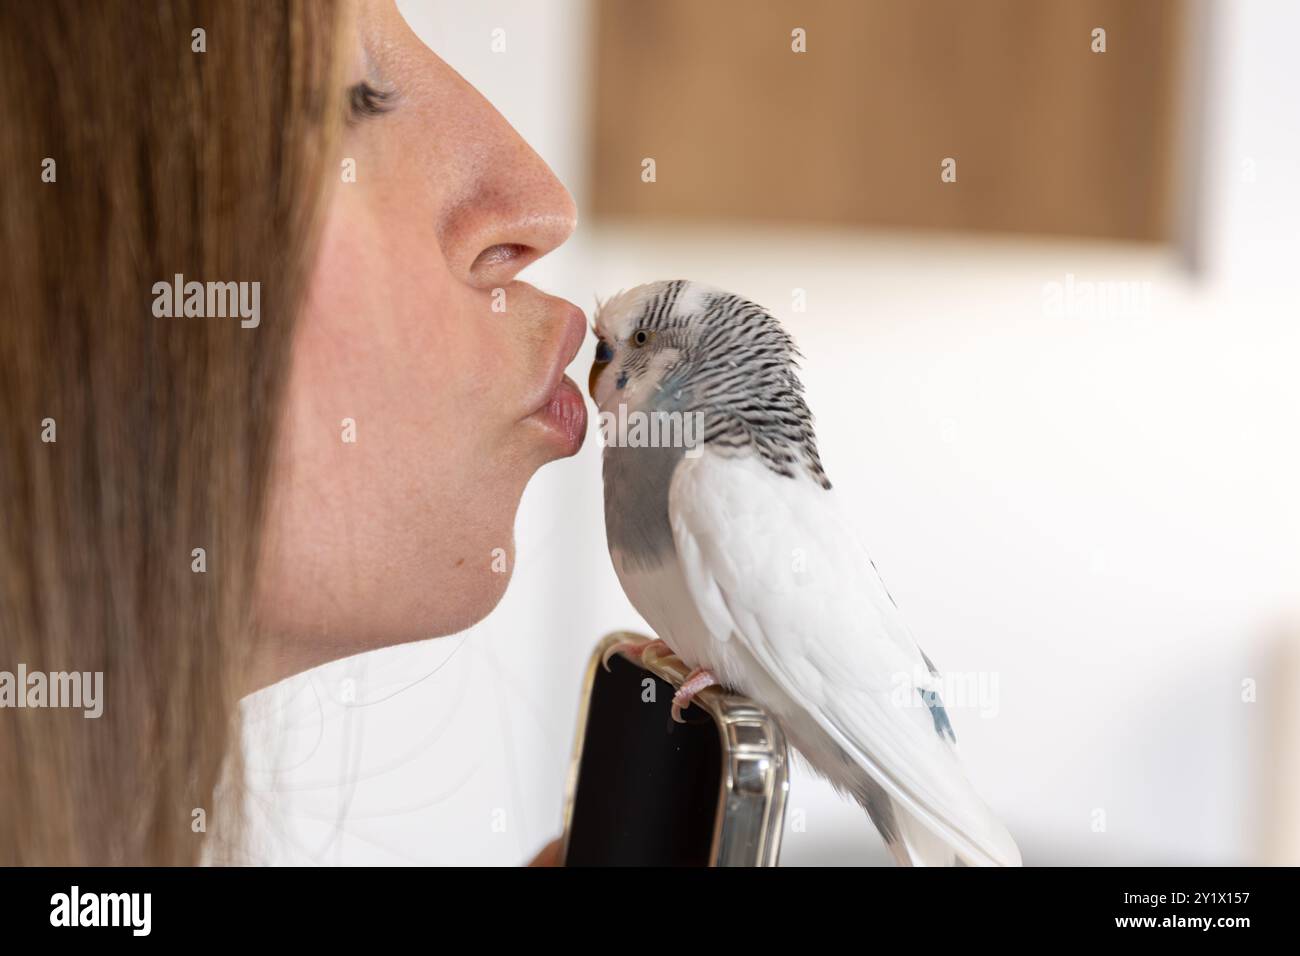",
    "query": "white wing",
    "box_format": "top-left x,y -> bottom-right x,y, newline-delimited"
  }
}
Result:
669,449 -> 1020,866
